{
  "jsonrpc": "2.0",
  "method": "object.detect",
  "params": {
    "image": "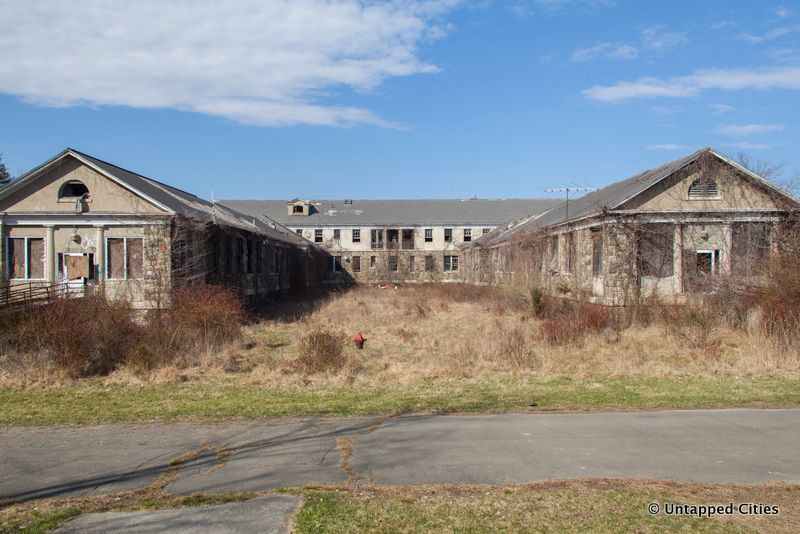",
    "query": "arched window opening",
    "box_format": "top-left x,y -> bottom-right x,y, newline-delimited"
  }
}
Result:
58,180 -> 90,200
688,178 -> 719,200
